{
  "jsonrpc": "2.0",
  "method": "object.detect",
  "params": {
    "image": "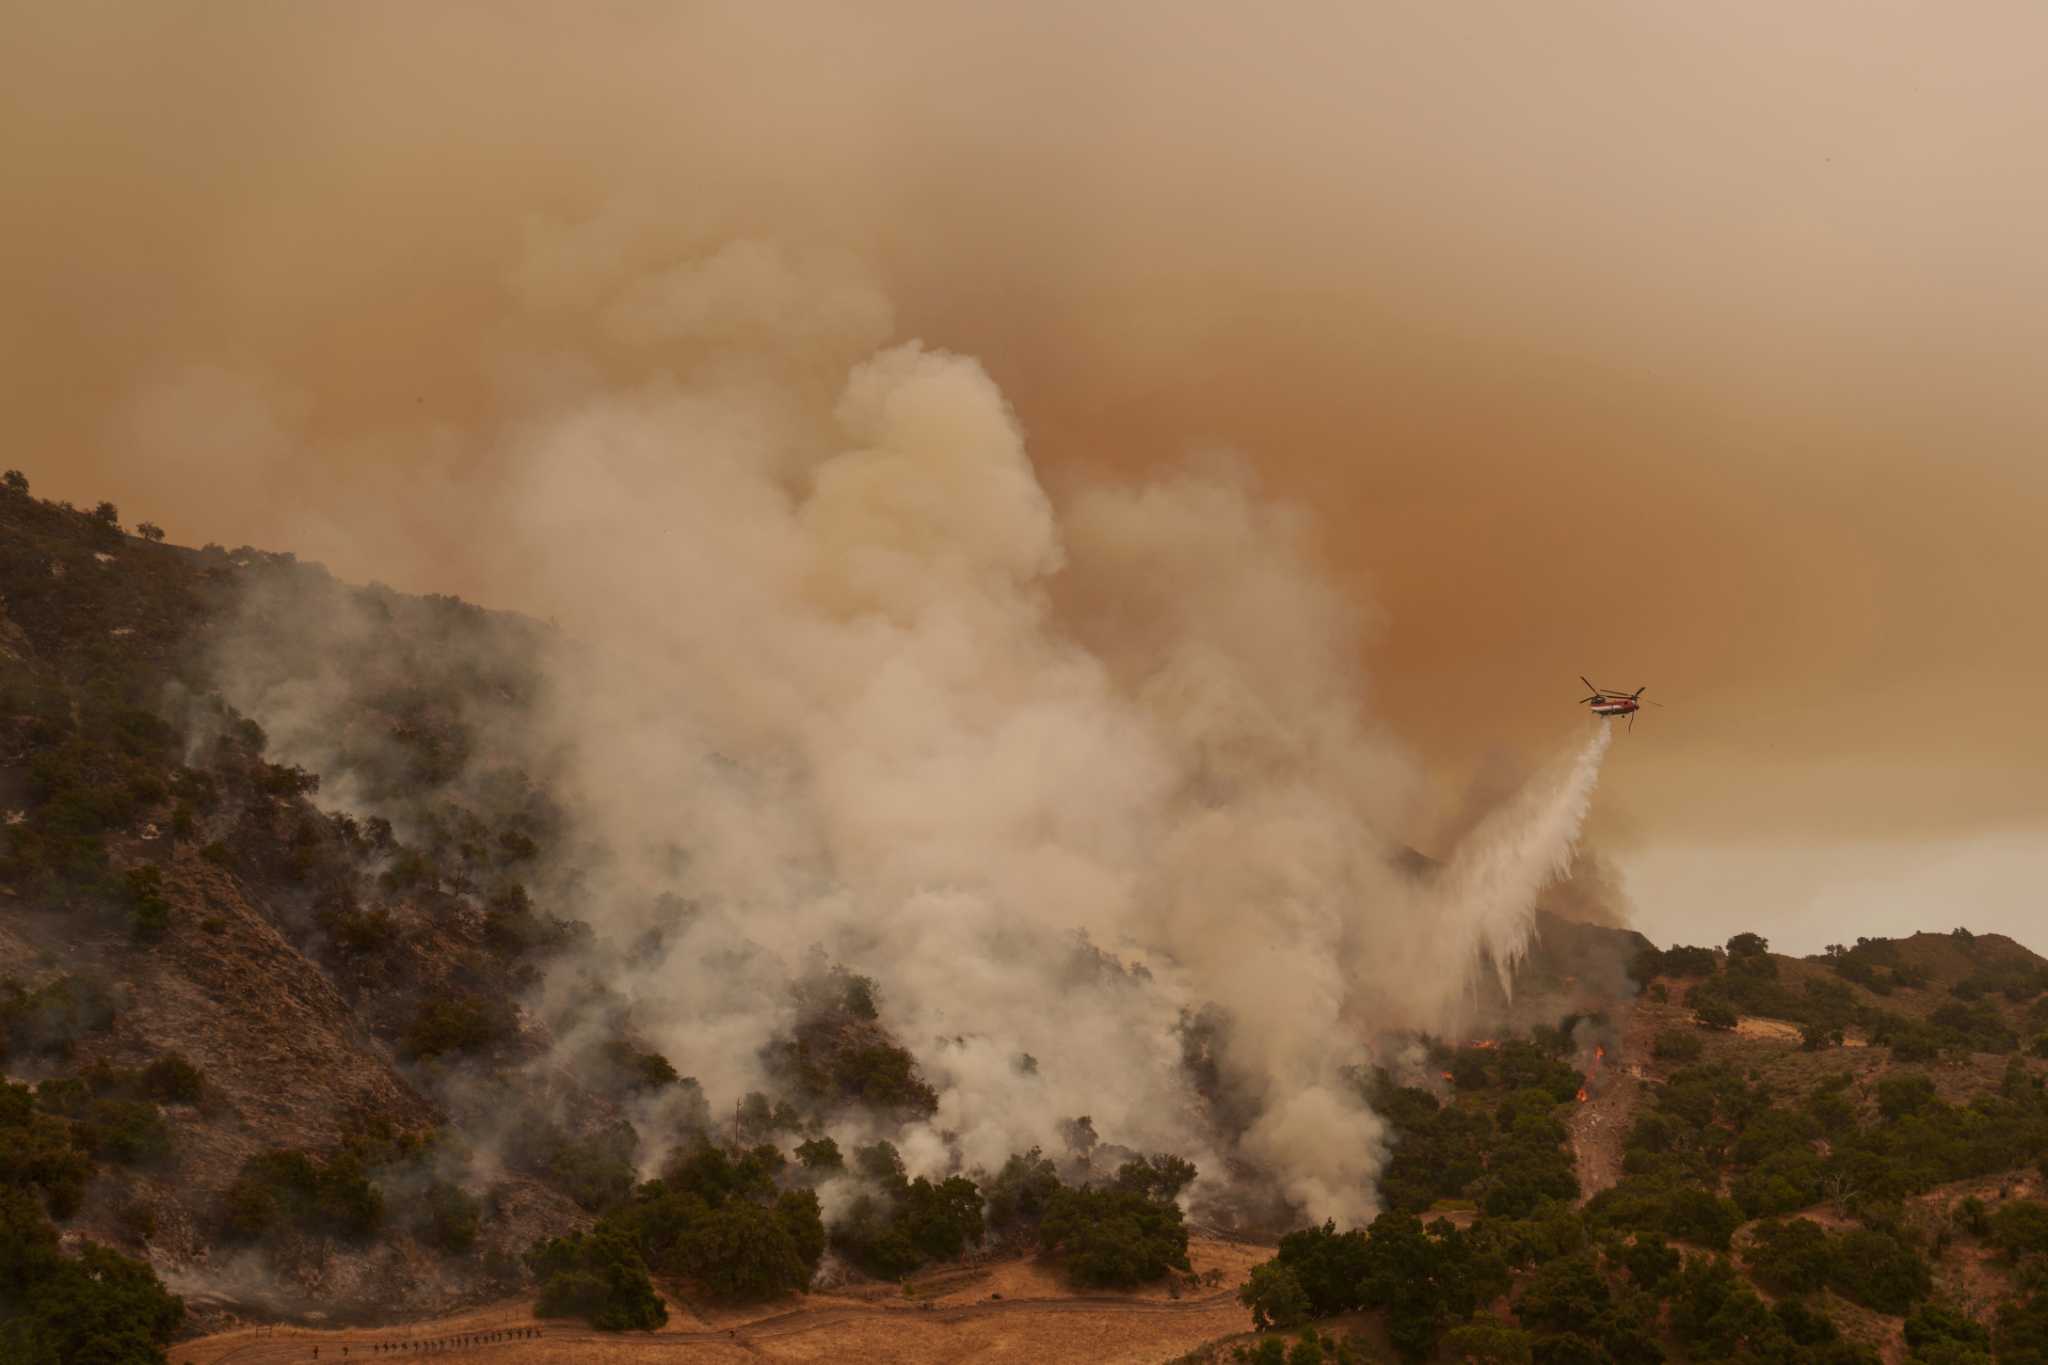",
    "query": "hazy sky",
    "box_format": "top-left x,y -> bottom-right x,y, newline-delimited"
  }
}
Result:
6,2 -> 2046,954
